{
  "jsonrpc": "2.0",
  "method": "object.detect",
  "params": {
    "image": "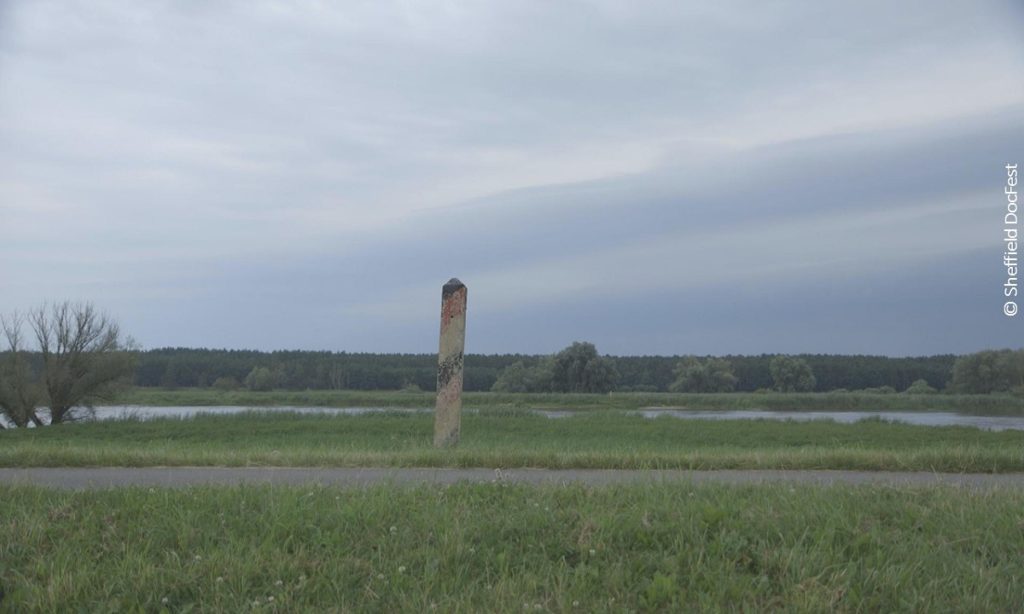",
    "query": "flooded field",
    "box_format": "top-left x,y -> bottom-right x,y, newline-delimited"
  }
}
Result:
8,405 -> 1019,431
